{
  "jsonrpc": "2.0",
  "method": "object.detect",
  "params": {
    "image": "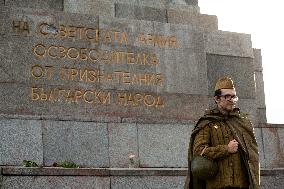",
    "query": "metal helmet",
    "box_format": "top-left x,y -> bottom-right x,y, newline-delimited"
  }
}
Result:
191,156 -> 218,180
